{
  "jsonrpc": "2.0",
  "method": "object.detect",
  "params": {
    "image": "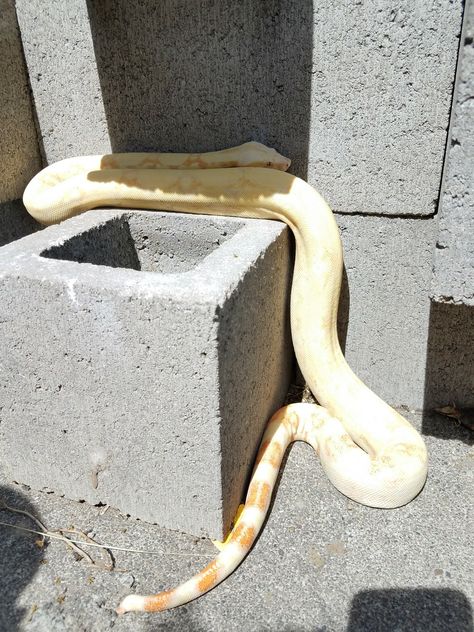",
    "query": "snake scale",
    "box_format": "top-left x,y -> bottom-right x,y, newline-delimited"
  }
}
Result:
23,142 -> 428,614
